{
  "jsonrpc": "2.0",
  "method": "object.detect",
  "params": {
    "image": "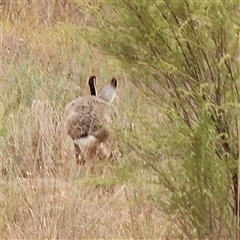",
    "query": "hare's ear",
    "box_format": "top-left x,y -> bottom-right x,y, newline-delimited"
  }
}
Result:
99,78 -> 117,103
88,76 -> 97,96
